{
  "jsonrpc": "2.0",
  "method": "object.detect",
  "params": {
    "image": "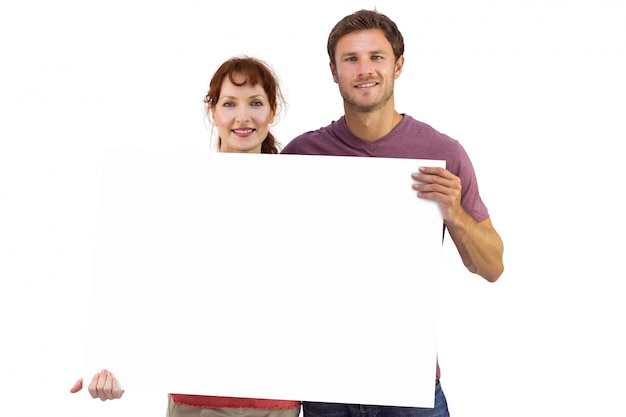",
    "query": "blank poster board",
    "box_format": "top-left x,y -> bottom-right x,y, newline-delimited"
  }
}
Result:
85,151 -> 445,407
